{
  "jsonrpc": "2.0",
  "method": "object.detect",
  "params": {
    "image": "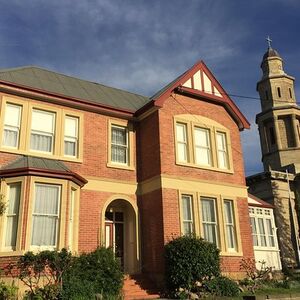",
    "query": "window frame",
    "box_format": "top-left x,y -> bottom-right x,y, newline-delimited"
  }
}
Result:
0,177 -> 26,254
63,115 -> 79,158
249,206 -> 277,250
26,177 -> 68,252
30,108 -> 56,154
0,95 -> 83,162
180,194 -> 195,235
178,190 -> 242,256
107,119 -> 135,170
174,115 -> 233,173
